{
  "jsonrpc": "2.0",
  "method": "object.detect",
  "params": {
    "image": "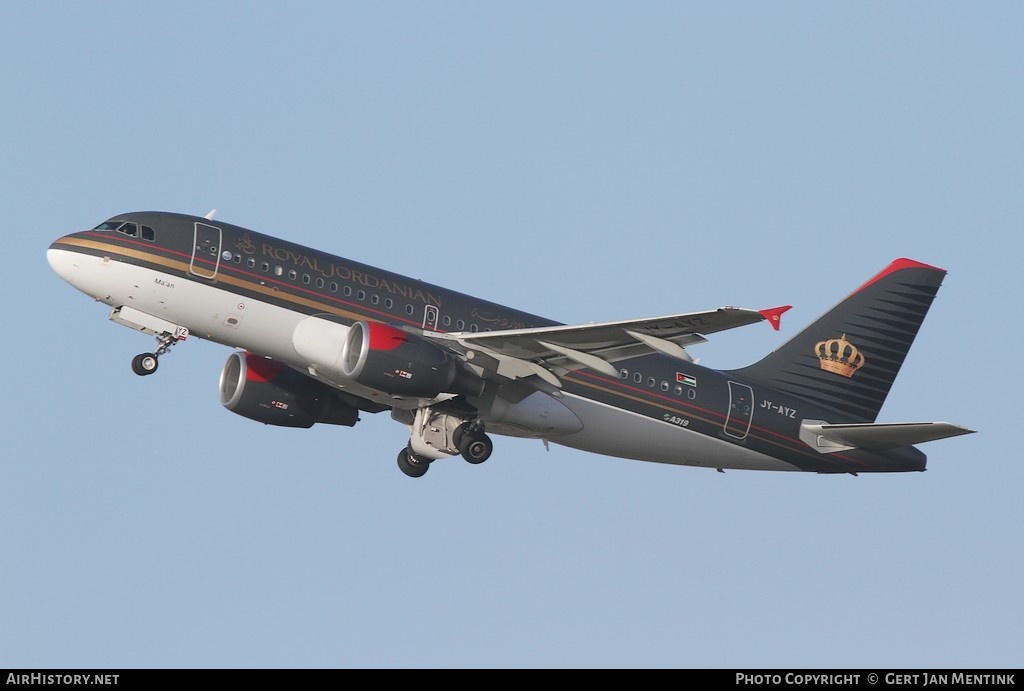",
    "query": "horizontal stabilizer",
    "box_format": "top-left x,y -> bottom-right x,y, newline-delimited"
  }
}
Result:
800,420 -> 976,453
